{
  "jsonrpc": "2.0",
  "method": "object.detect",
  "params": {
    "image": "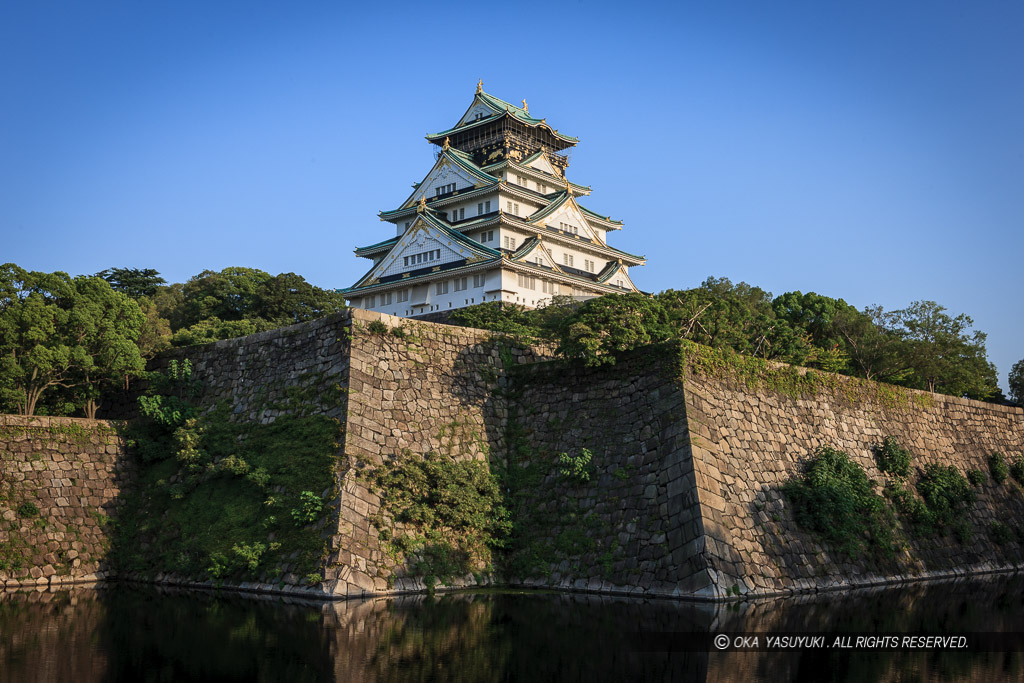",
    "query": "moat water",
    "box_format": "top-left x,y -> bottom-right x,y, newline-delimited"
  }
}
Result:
2,575 -> 1023,682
